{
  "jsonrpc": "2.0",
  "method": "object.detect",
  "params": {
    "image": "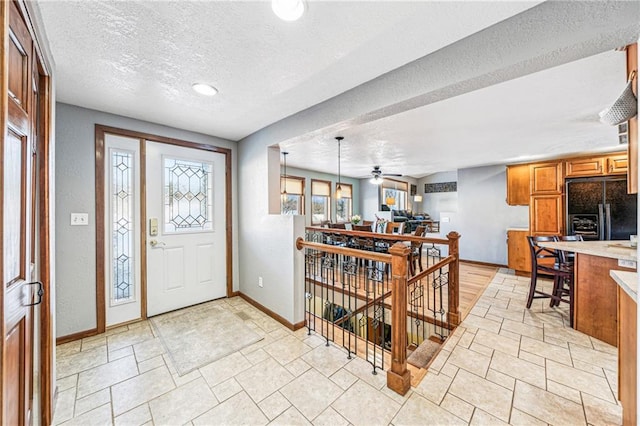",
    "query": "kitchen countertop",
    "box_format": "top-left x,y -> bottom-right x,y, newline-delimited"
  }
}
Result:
610,270 -> 638,303
538,240 -> 638,262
